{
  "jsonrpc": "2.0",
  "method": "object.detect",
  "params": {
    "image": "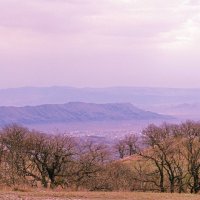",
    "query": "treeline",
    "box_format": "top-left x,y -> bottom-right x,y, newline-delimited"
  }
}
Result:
115,121 -> 200,194
1,121 -> 200,194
